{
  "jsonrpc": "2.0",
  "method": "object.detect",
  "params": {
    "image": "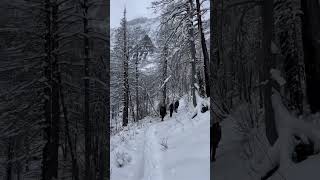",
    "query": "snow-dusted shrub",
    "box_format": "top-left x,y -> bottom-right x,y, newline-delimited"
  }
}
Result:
115,151 -> 132,168
160,138 -> 168,151
233,103 -> 264,159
